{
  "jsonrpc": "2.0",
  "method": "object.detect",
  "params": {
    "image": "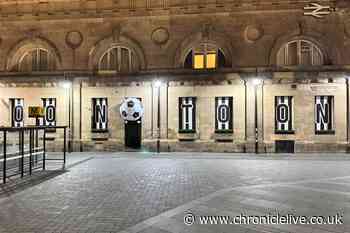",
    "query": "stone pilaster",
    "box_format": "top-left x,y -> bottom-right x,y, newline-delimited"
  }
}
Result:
245,80 -> 257,153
